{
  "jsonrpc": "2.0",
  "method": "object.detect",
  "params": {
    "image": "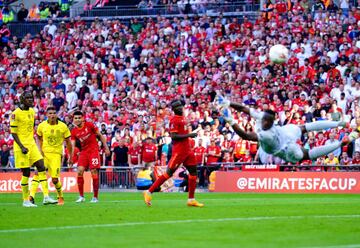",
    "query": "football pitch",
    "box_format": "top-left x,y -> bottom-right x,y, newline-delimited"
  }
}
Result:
1,193 -> 360,248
